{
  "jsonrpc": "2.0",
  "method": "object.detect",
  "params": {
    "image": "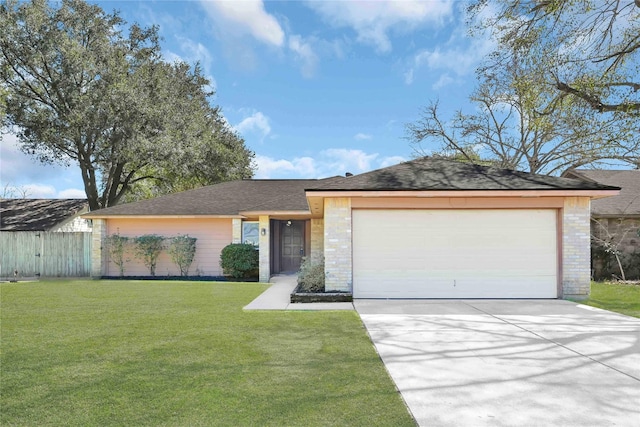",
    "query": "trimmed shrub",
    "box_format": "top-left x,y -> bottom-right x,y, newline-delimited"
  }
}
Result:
297,257 -> 325,292
167,235 -> 197,276
134,235 -> 165,276
105,234 -> 130,277
220,243 -> 259,279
